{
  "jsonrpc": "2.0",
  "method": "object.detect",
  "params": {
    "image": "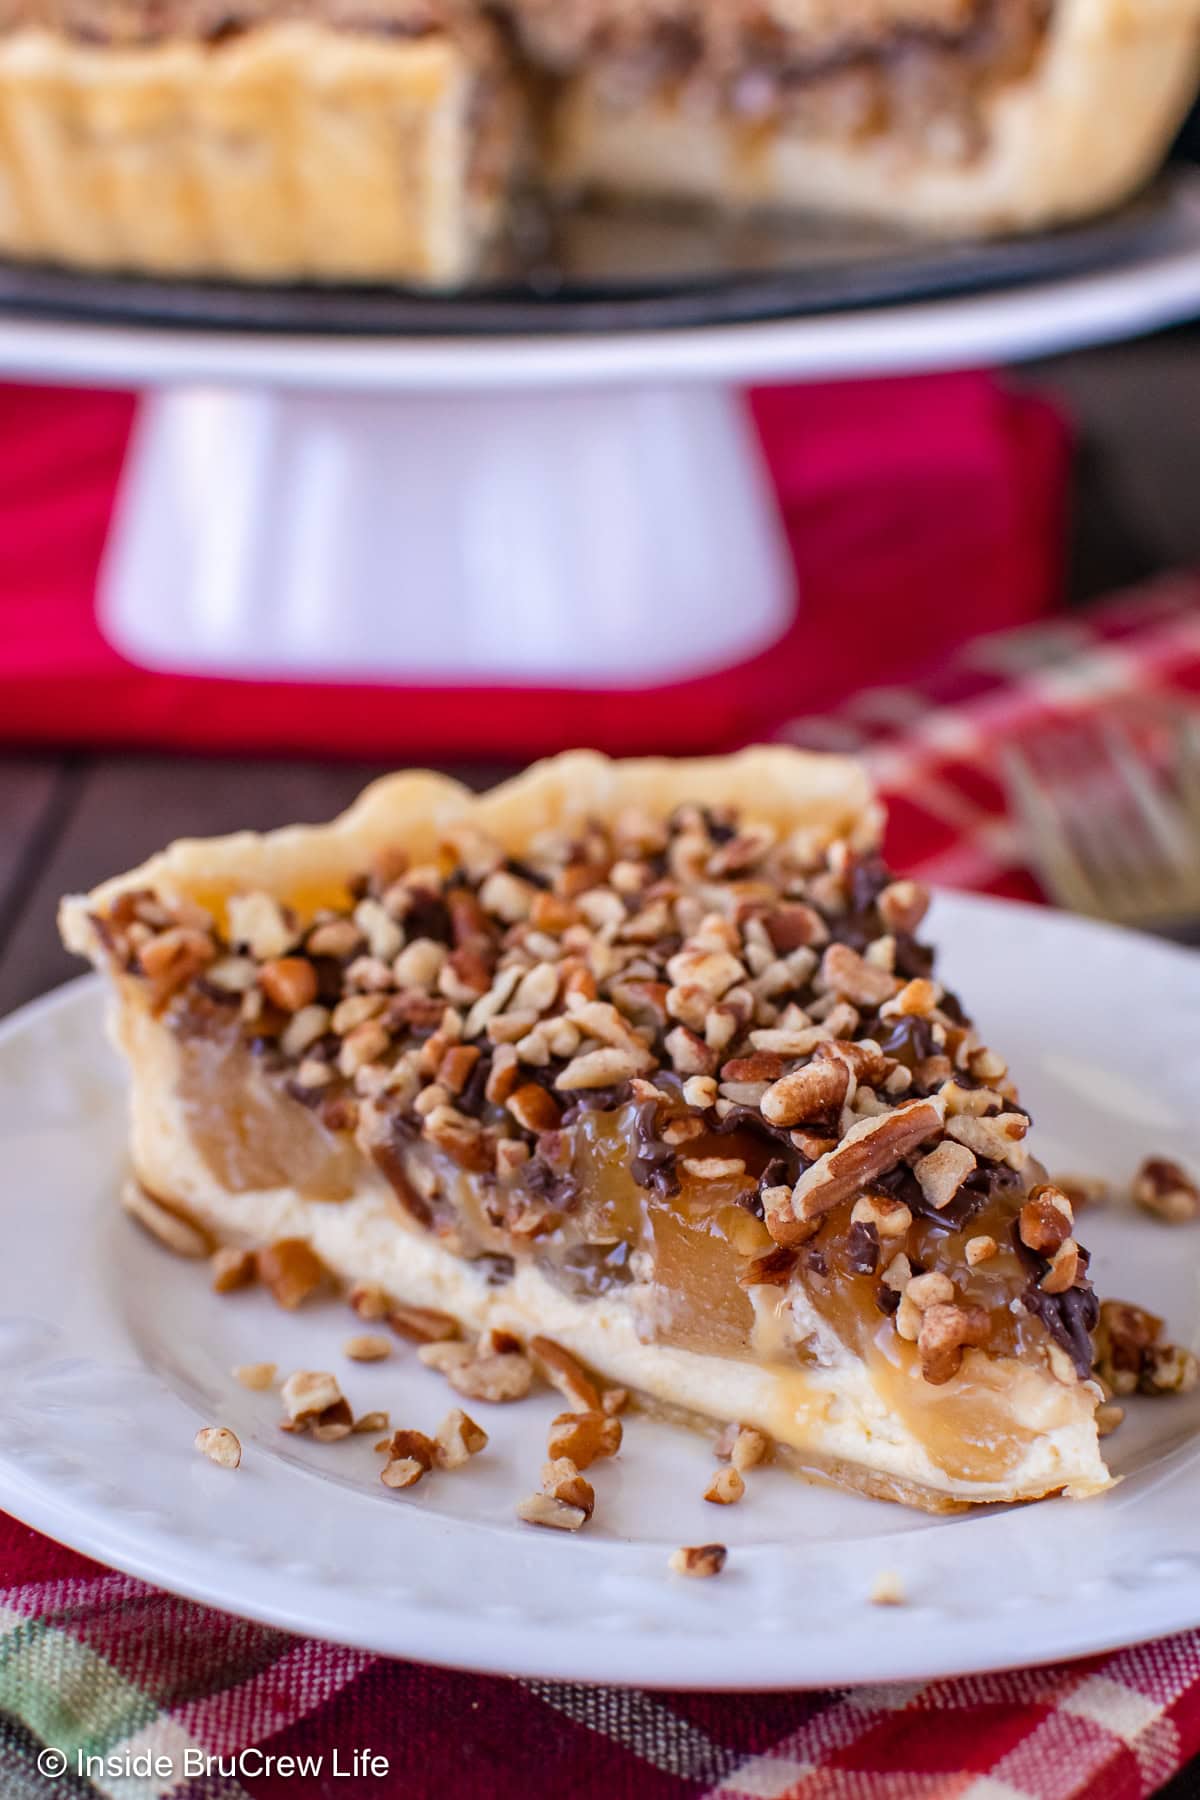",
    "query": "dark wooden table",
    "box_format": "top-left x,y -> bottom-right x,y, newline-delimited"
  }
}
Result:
0,330 -> 1197,1791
